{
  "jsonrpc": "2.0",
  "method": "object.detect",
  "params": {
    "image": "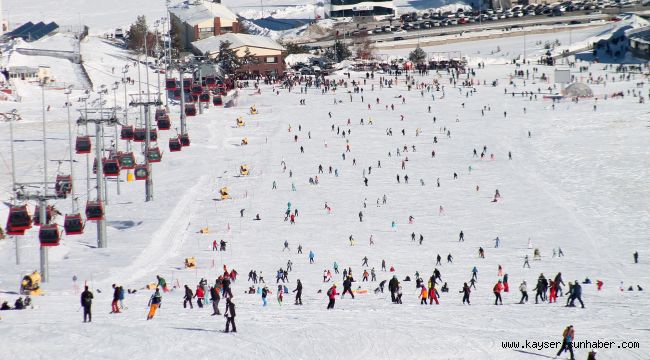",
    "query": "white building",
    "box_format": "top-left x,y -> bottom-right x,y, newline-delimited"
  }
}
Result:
325,0 -> 396,18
